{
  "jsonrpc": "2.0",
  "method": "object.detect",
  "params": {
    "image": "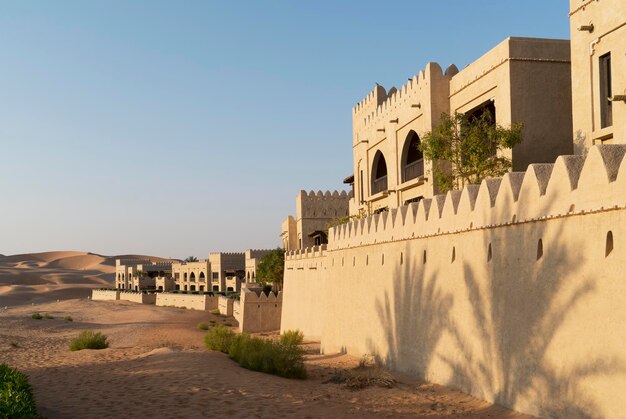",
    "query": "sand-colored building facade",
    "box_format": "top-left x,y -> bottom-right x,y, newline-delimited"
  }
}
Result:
350,38 -> 572,215
570,0 -> 626,151
281,190 -> 350,252
281,2 -> 626,417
